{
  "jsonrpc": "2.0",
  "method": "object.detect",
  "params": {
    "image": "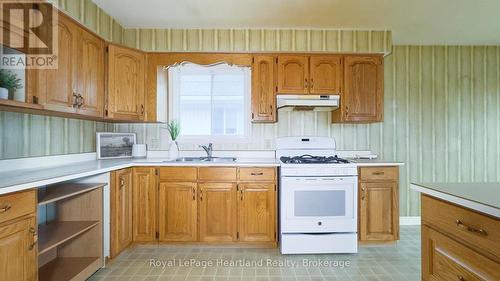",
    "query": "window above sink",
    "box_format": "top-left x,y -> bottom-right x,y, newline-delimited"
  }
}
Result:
166,62 -> 252,143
